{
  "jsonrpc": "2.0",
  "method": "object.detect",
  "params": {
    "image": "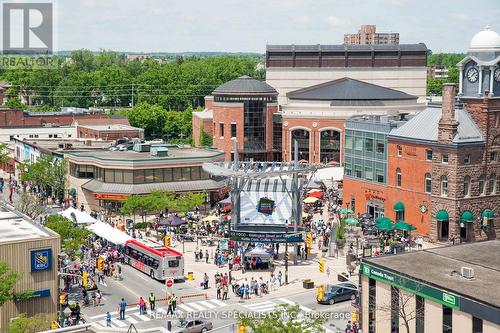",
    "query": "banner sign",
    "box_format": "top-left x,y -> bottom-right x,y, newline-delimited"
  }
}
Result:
361,263 -> 460,309
30,248 -> 52,272
229,231 -> 303,243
